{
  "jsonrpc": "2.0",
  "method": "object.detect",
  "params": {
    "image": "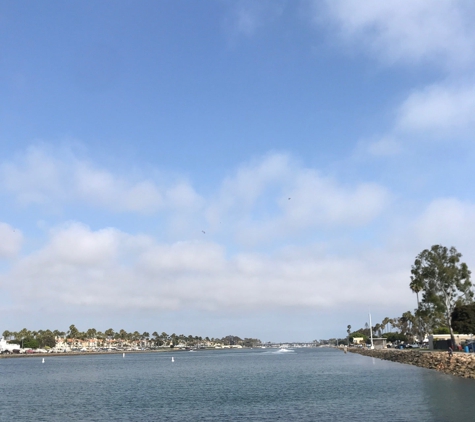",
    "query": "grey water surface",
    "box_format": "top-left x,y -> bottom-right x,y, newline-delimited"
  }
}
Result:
1,348 -> 474,421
